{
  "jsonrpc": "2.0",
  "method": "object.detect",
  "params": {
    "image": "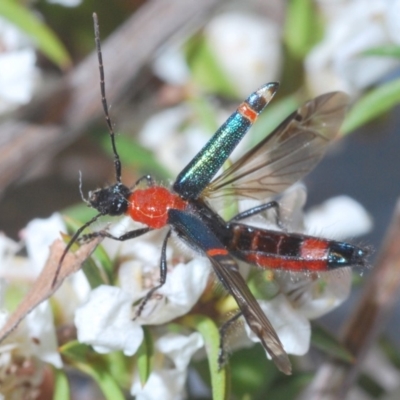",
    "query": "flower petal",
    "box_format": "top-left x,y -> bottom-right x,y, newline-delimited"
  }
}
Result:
156,332 -> 204,371
138,258 -> 210,325
305,195 -> 372,239
75,285 -> 143,355
25,302 -> 62,368
245,294 -> 311,356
